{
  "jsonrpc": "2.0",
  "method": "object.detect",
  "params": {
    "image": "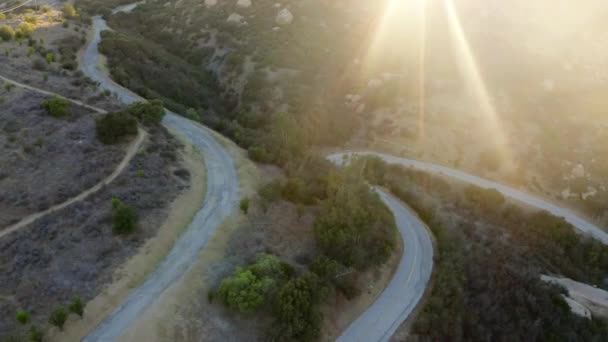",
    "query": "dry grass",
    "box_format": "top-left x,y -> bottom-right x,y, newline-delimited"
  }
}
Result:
51,136 -> 207,342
